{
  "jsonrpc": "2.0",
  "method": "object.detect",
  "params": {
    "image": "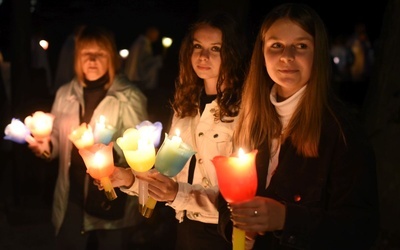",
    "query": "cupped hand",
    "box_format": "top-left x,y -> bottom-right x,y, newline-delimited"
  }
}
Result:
229,196 -> 286,234
27,137 -> 50,158
136,171 -> 178,203
93,167 -> 134,190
